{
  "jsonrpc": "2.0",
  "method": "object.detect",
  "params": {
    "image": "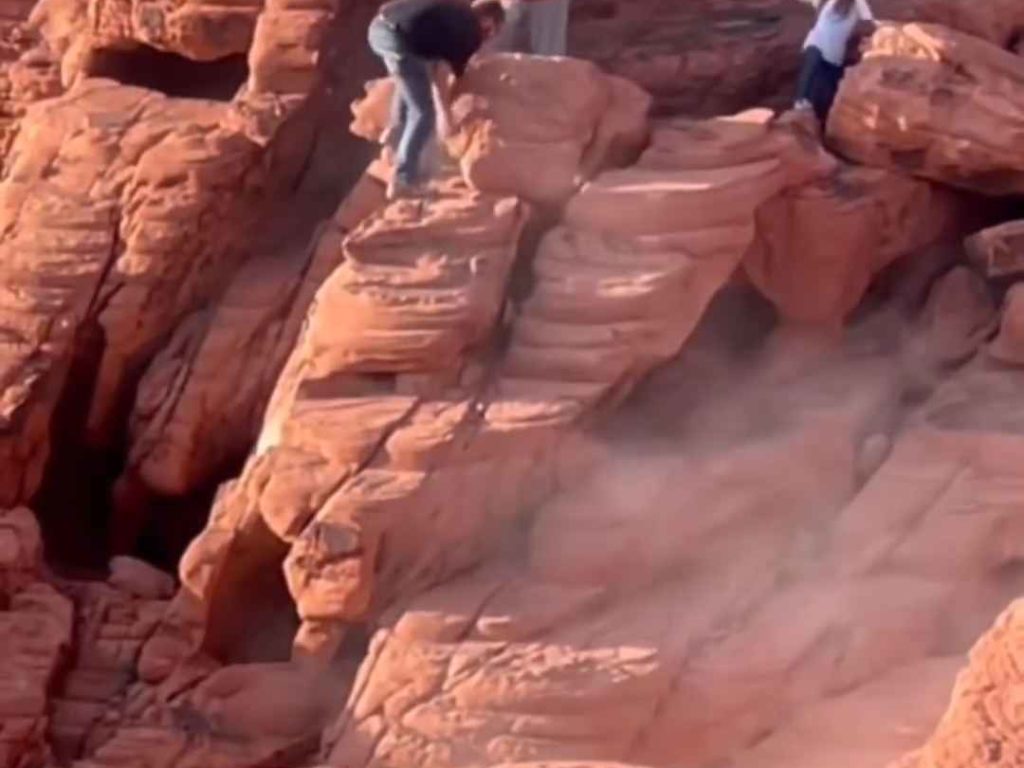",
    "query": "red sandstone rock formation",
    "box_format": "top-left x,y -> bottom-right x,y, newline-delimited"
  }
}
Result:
966,220 -> 1024,279
5,2 -> 1024,768
744,162 -> 966,327
893,599 -> 1024,768
0,508 -> 72,768
569,0 -> 814,116
828,23 -> 1024,195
